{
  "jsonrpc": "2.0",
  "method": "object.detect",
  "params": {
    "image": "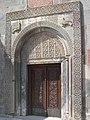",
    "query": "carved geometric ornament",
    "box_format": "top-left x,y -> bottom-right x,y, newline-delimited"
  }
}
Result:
21,32 -> 65,61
